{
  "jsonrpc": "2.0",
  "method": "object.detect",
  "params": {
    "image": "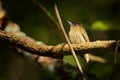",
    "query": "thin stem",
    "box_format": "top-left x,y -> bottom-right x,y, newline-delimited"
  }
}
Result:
114,40 -> 120,63
33,0 -> 59,29
52,0 -> 86,80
